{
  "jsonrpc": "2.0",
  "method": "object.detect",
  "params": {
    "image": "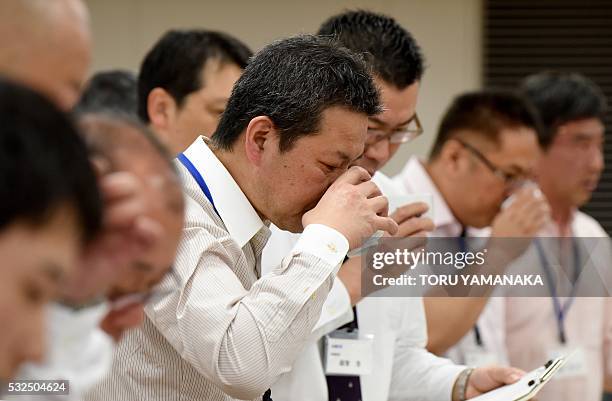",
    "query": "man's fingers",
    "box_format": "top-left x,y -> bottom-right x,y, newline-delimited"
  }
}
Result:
396,217 -> 434,238
404,235 -> 428,252
368,195 -> 389,217
488,366 -> 525,385
100,172 -> 143,203
358,180 -> 383,199
103,197 -> 147,229
510,190 -> 548,217
391,202 -> 429,224
132,216 -> 165,249
337,166 -> 371,185
90,156 -> 111,178
375,215 -> 398,236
